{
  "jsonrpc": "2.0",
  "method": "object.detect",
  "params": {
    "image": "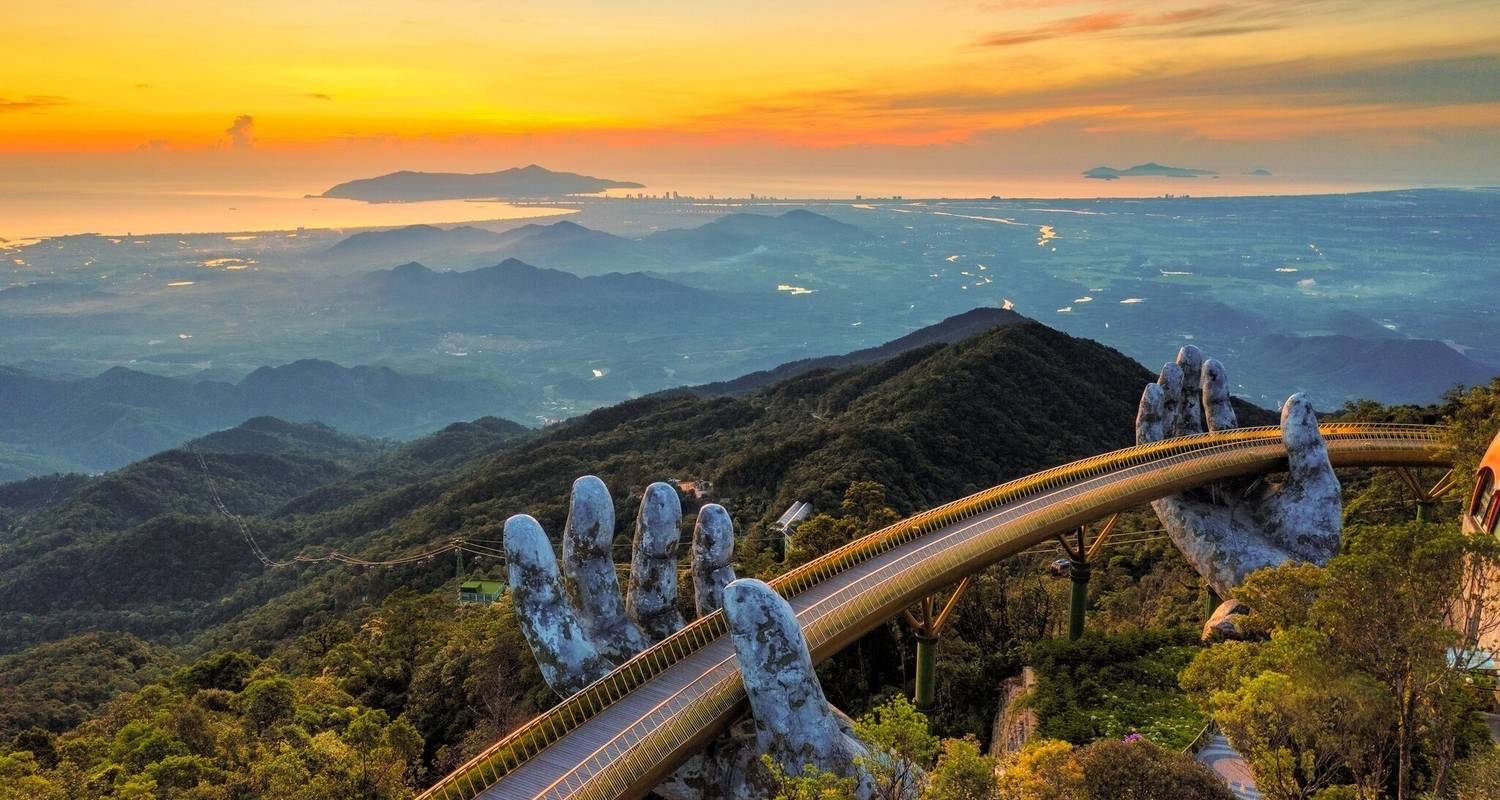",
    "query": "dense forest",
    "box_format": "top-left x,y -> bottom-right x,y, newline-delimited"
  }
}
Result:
1,317 -> 1495,798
